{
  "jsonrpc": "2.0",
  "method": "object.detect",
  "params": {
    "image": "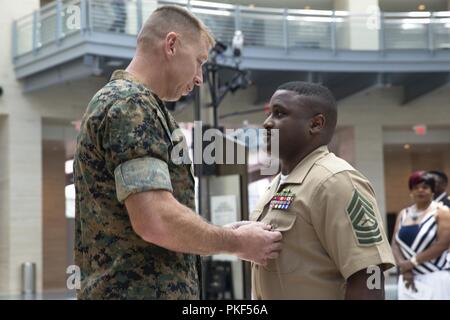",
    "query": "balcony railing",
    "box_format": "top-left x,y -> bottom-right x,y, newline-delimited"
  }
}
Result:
12,0 -> 450,60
